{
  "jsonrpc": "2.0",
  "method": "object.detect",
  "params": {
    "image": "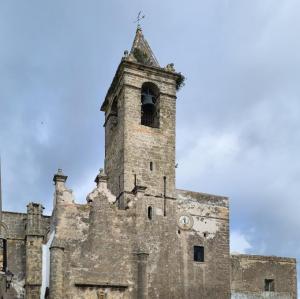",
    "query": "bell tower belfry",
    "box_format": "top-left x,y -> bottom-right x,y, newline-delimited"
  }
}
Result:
101,26 -> 183,208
